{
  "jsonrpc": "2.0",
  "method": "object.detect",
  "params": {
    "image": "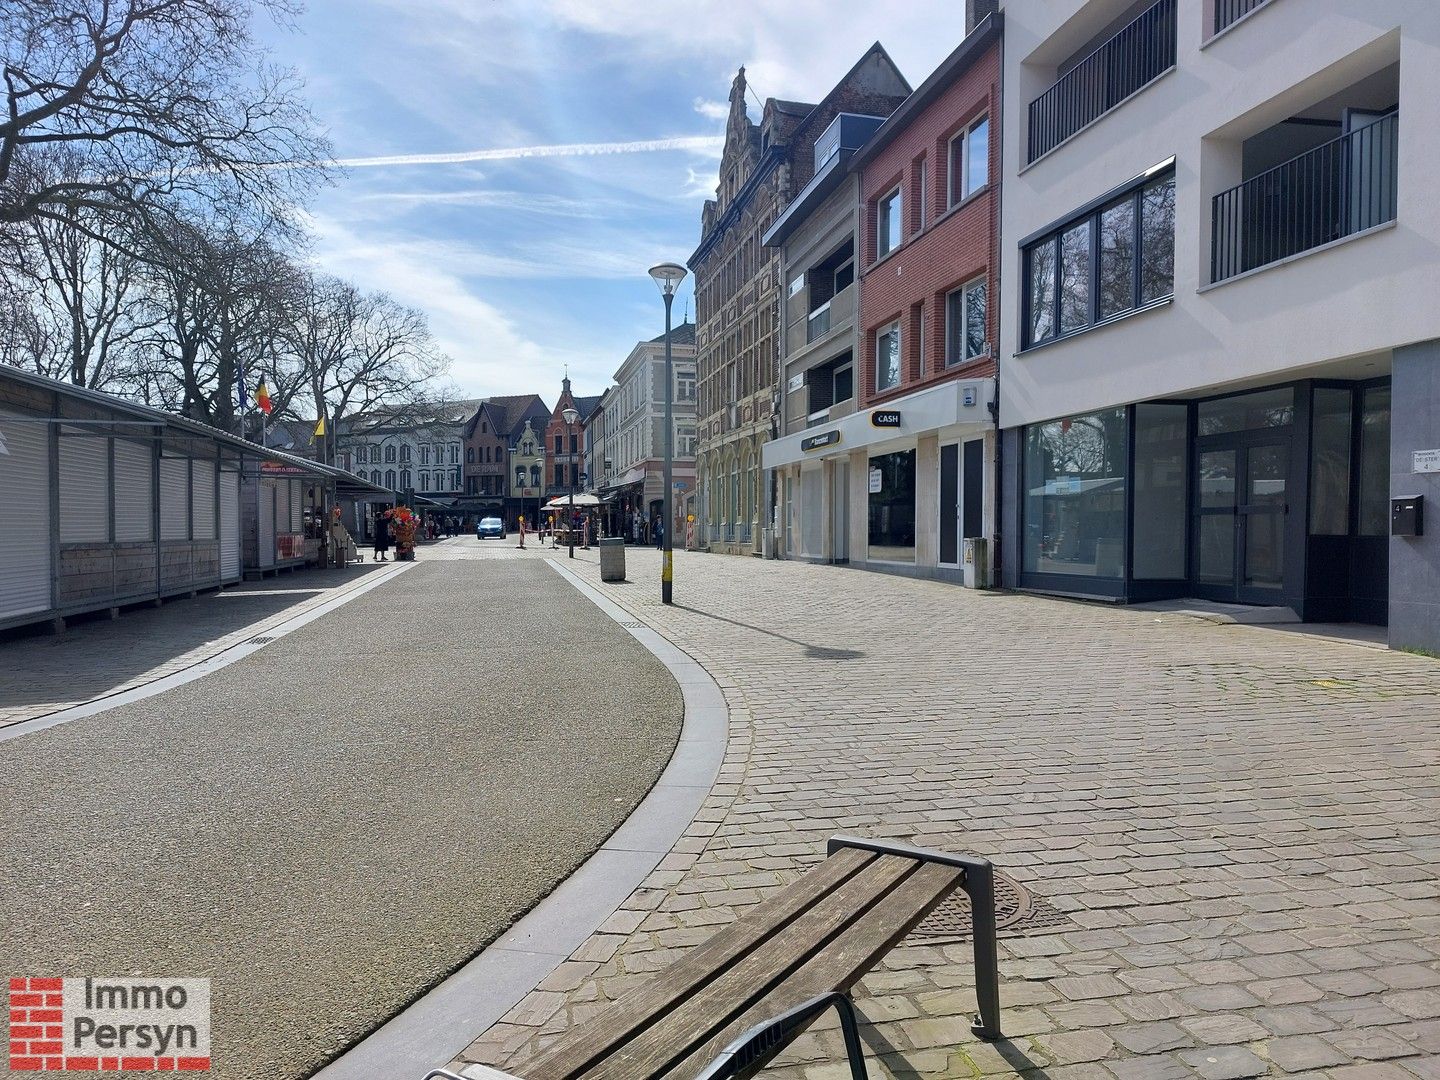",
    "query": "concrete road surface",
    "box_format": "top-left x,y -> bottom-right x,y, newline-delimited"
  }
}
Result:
0,558 -> 682,1080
